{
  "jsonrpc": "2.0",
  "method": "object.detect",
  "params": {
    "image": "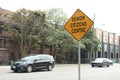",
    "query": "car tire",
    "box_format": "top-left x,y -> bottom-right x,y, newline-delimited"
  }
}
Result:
27,65 -> 33,72
91,65 -> 94,67
13,70 -> 18,72
107,64 -> 110,67
47,65 -> 53,71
